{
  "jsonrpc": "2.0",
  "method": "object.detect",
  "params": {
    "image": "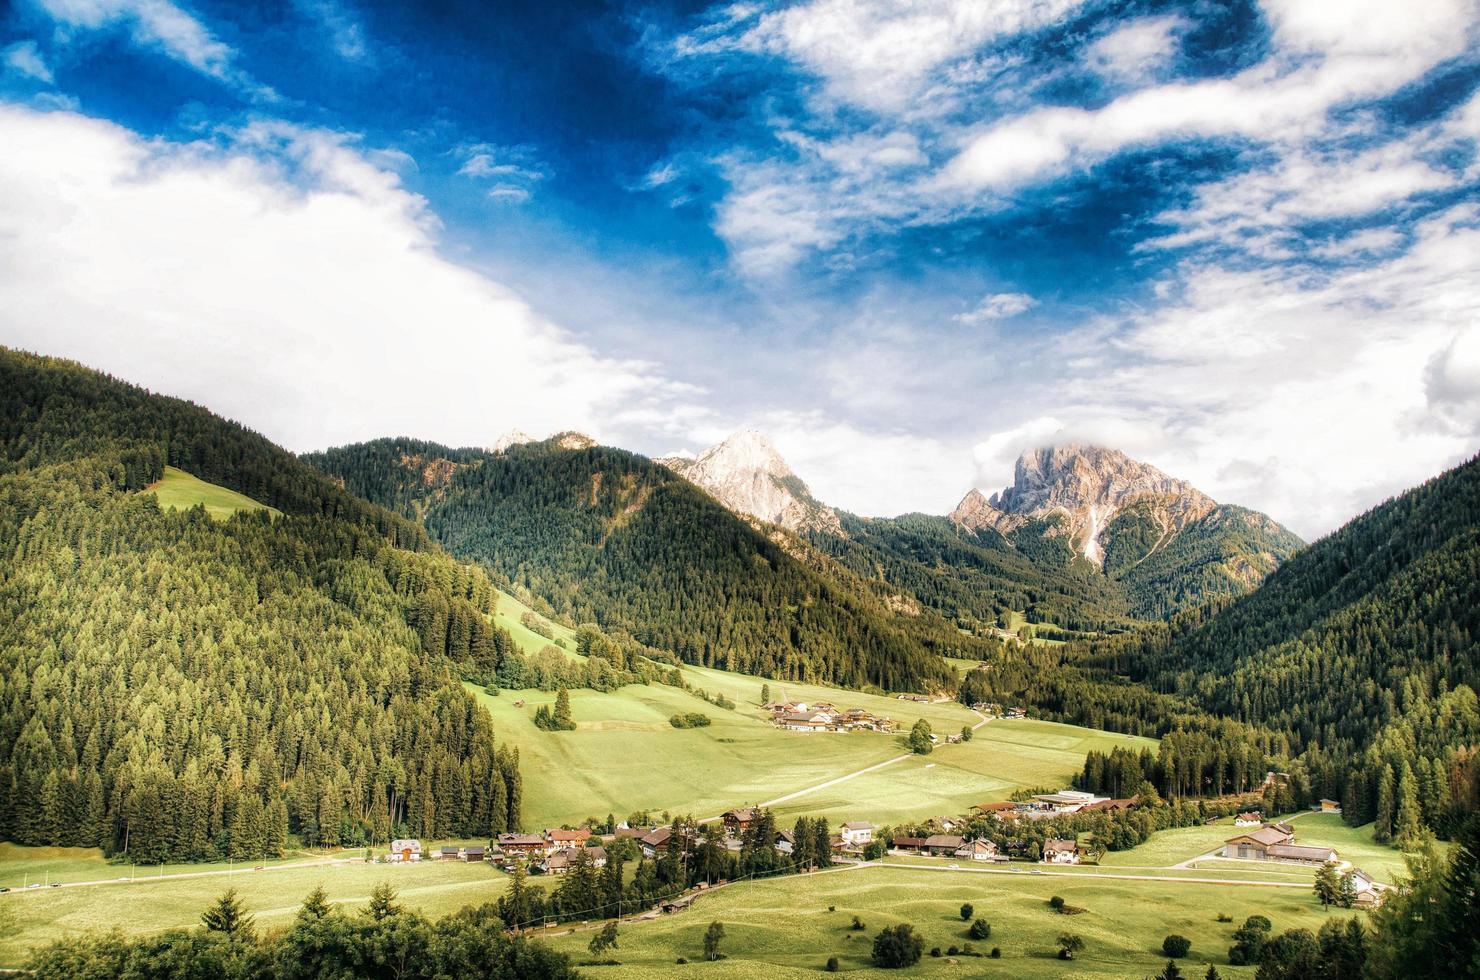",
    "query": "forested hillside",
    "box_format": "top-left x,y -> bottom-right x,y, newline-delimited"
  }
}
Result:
308,438 -> 971,691
0,350 -> 524,862
1087,455 -> 1480,838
